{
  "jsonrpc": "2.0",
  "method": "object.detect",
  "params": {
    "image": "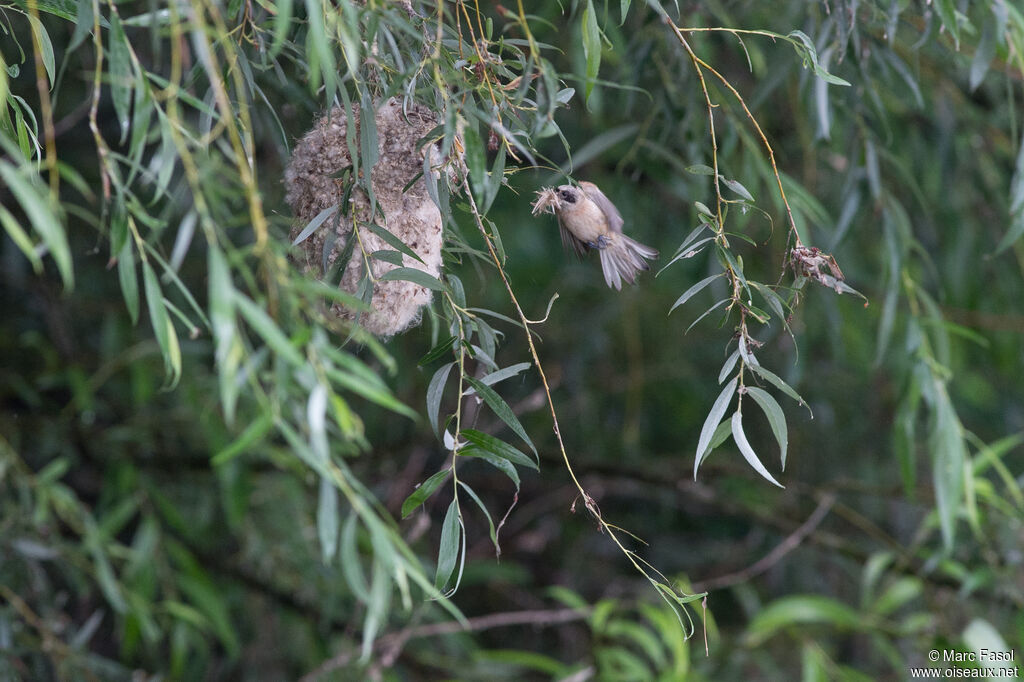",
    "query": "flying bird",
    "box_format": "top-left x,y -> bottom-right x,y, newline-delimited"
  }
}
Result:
532,181 -> 658,290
